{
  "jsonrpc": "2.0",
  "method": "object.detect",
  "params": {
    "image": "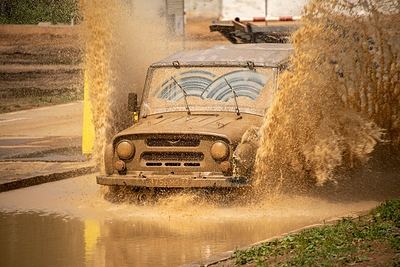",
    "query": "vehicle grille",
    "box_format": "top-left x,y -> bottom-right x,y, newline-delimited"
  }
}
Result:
142,152 -> 203,161
141,152 -> 204,167
146,138 -> 200,147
